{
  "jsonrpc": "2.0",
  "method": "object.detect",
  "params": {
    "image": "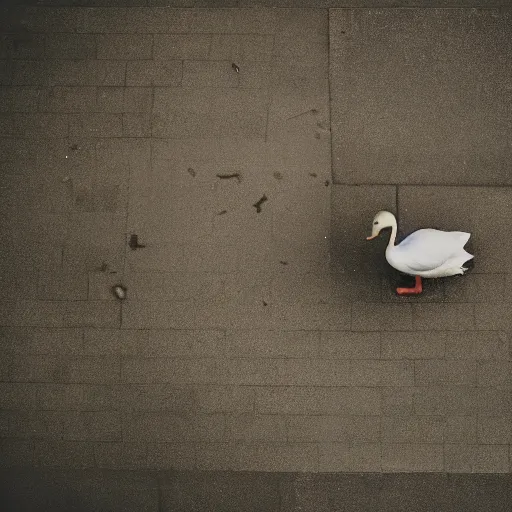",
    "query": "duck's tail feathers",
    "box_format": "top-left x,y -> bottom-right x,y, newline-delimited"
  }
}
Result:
449,250 -> 474,275
453,231 -> 471,247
